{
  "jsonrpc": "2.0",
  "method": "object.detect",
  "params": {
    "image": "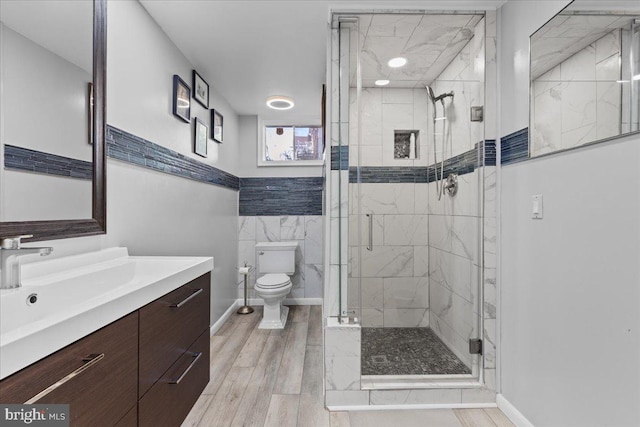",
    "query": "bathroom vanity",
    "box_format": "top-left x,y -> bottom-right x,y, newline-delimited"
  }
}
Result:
0,248 -> 213,426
